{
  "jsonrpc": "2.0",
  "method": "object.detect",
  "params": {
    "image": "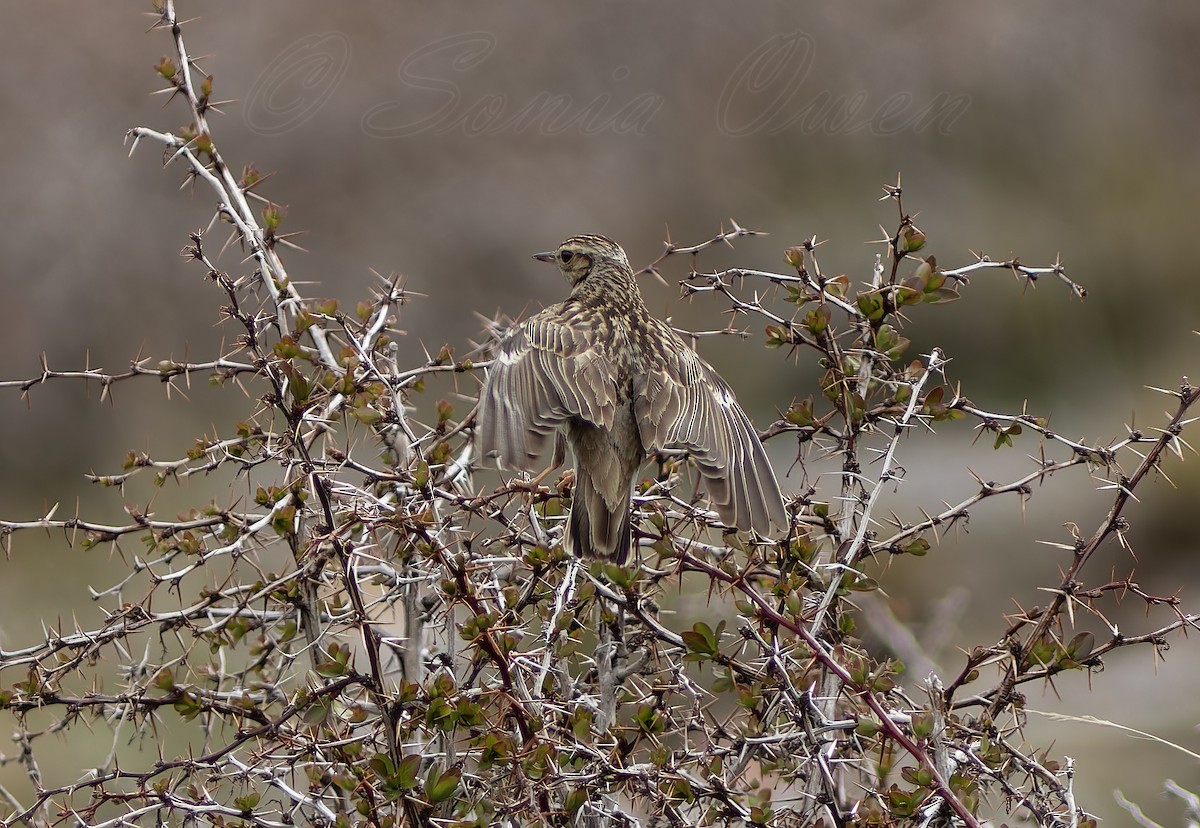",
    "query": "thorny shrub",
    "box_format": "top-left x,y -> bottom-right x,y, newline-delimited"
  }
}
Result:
1,4 -> 1198,827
